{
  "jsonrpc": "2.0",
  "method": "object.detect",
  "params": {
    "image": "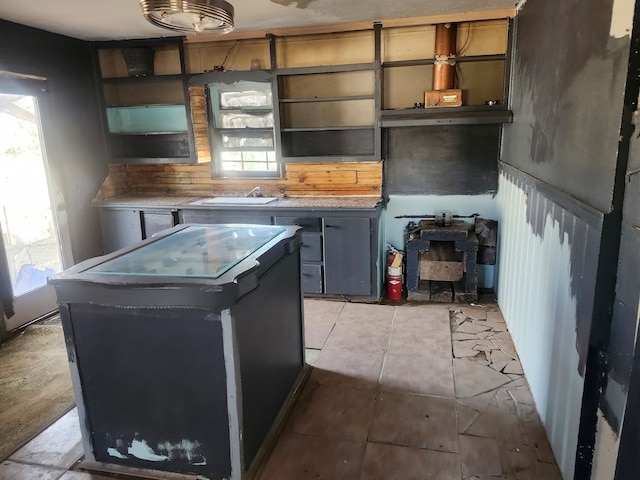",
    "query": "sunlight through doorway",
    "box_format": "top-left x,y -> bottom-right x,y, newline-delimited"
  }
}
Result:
0,93 -> 62,330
